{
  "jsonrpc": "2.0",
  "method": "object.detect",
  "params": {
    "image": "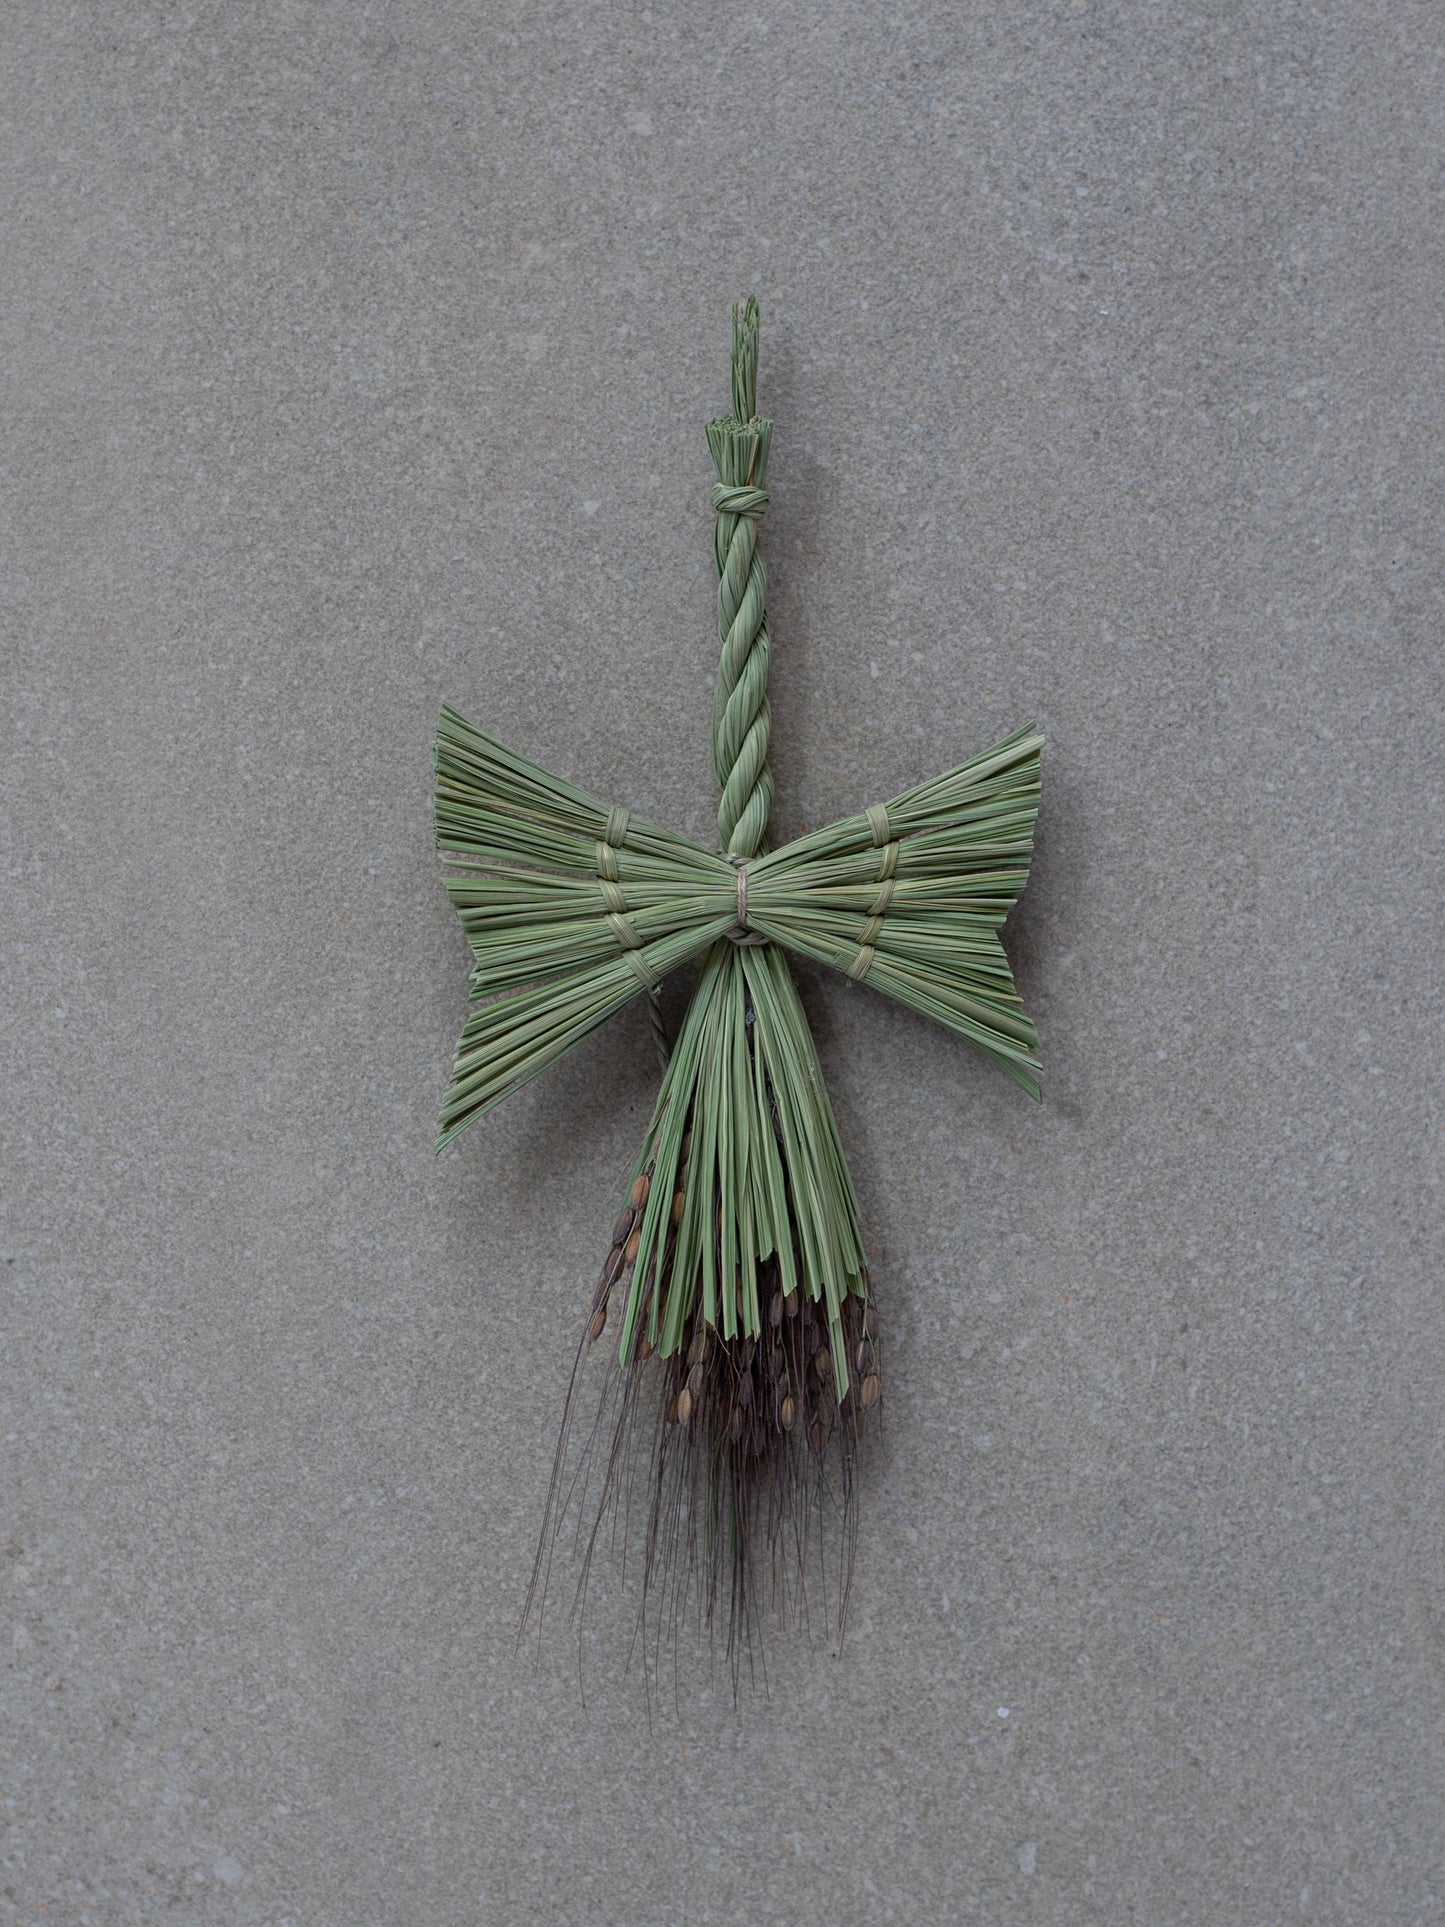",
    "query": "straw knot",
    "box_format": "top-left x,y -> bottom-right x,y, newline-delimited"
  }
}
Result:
711,482 -> 770,520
